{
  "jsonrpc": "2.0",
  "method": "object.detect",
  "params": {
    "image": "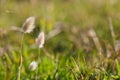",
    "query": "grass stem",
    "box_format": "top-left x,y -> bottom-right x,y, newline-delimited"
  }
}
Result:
17,33 -> 24,80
